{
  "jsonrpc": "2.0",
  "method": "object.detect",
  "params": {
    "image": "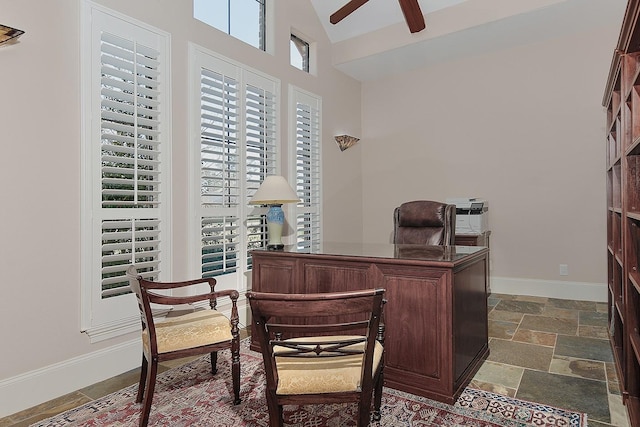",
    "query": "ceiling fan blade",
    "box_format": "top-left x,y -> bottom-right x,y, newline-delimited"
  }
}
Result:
330,0 -> 370,25
398,0 -> 426,33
